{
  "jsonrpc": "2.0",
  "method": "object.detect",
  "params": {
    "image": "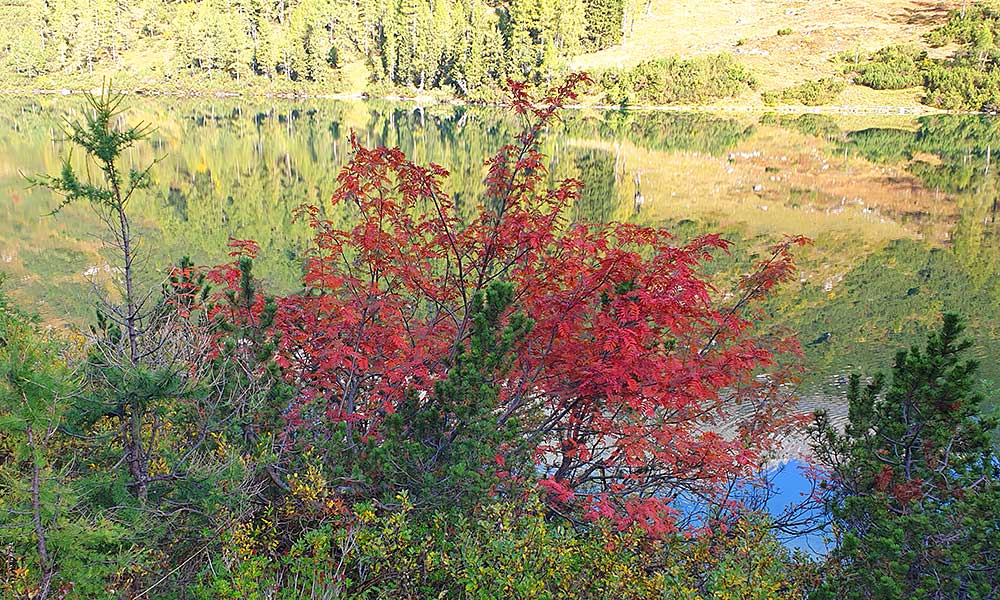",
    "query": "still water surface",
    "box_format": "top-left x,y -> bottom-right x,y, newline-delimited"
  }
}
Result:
1,97 -> 997,459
